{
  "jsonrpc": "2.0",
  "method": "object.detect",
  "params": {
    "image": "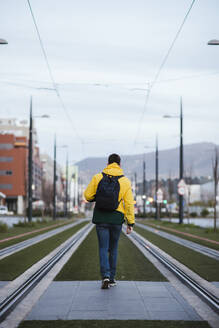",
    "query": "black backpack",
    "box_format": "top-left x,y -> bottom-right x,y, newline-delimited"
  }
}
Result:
95,172 -> 124,211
